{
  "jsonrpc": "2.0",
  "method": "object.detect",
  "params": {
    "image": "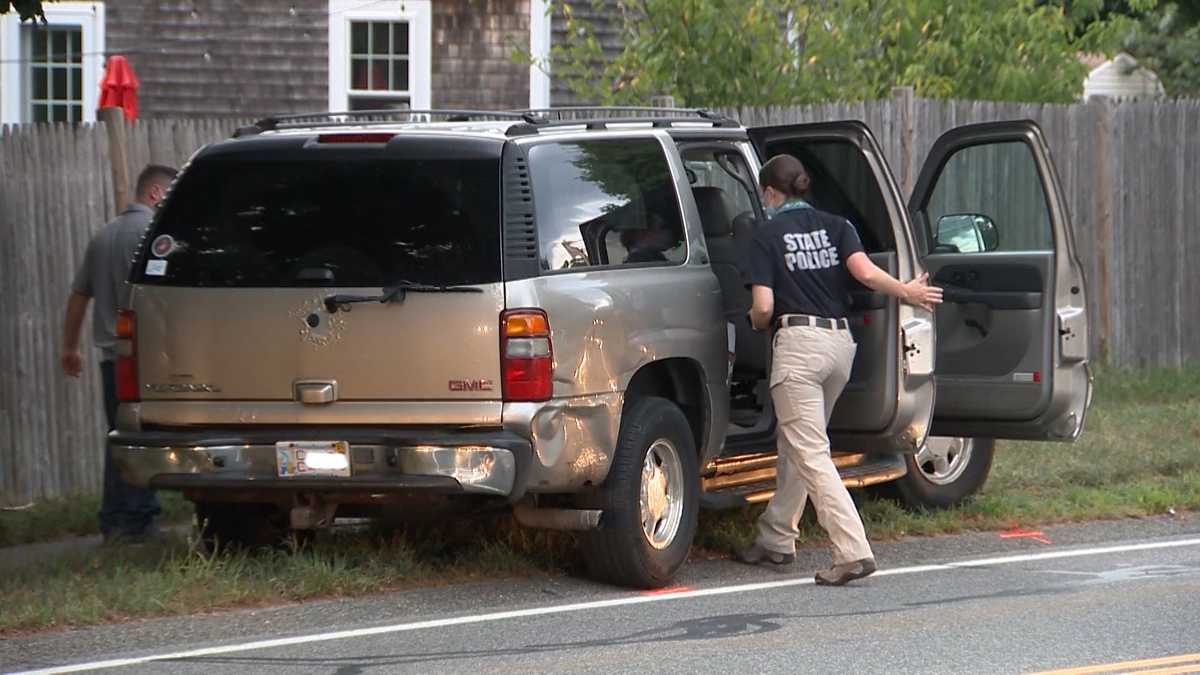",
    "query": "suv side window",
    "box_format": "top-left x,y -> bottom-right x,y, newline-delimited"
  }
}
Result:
528,138 -> 686,272
922,141 -> 1053,253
